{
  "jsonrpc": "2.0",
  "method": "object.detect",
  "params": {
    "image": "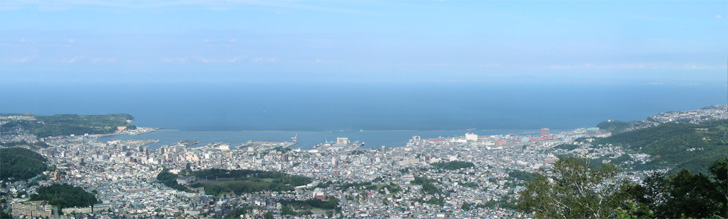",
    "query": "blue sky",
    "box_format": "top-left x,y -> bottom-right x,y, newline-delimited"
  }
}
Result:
1,0 -> 726,84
